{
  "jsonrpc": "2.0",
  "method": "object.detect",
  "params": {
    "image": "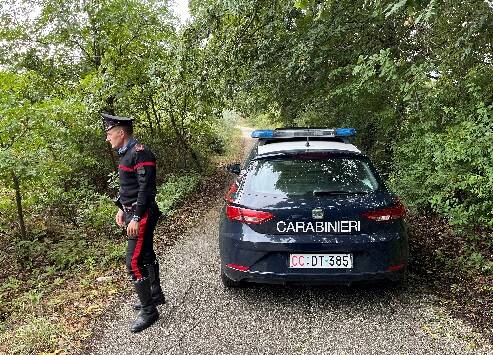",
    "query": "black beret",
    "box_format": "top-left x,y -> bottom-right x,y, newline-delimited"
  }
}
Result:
101,113 -> 134,131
